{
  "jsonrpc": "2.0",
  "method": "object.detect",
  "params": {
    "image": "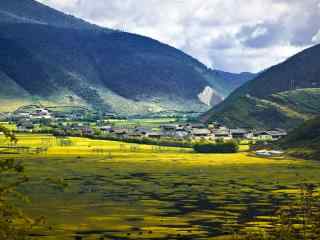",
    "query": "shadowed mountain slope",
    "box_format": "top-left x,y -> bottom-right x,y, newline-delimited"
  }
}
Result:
0,0 -> 252,114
